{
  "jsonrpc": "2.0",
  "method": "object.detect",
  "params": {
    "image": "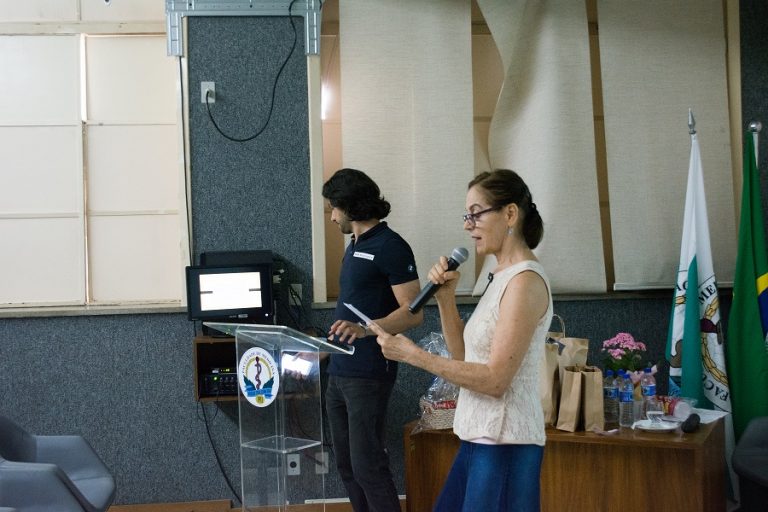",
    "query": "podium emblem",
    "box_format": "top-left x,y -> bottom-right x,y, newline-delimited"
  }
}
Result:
238,347 -> 279,407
